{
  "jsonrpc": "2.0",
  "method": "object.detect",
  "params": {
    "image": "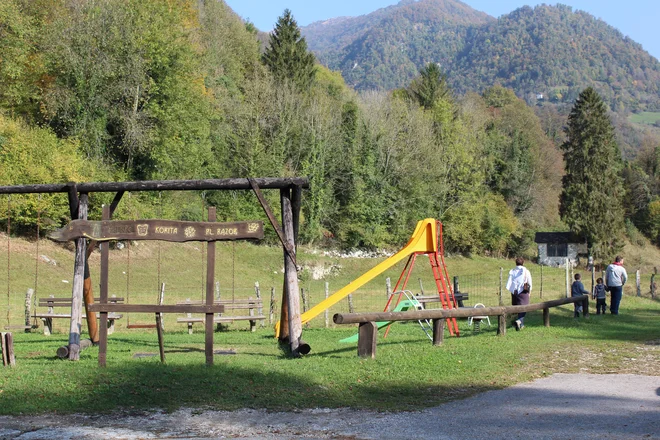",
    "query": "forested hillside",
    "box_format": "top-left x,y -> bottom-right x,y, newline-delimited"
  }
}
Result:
303,1 -> 660,113
2,0 -> 660,260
